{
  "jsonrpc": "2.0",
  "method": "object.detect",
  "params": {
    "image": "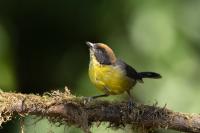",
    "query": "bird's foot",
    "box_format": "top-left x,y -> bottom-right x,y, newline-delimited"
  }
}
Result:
83,96 -> 94,104
127,99 -> 136,112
